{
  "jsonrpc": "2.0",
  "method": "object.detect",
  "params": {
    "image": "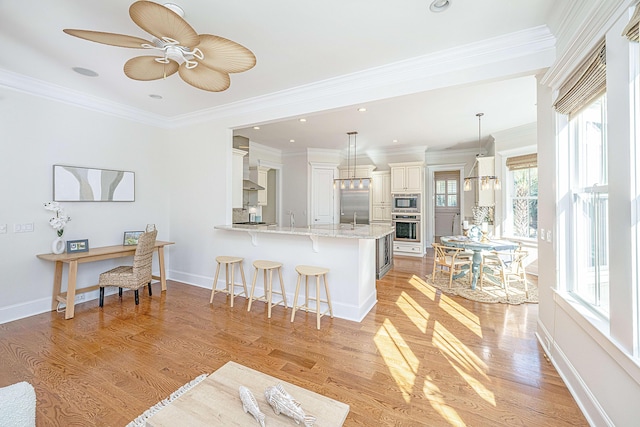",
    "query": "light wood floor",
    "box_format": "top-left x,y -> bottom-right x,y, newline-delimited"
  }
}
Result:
0,254 -> 587,426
